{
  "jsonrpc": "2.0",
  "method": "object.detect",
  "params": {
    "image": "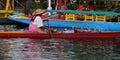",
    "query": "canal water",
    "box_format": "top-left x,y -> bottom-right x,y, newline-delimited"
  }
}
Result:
0,38 -> 119,60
